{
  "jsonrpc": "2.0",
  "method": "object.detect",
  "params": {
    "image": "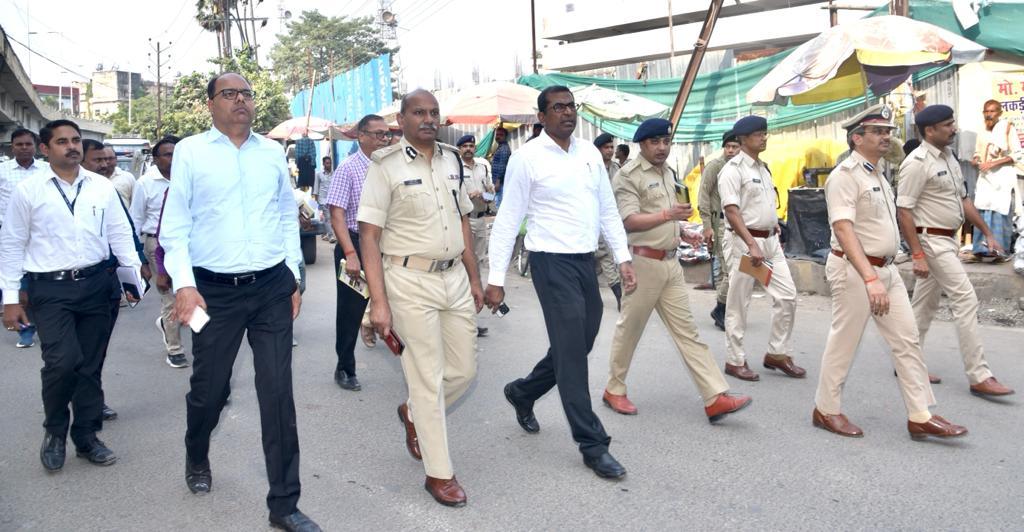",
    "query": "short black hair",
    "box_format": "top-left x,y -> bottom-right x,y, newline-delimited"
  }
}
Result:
39,119 -> 82,146
357,113 -> 385,130
11,128 -> 38,144
322,155 -> 331,162
82,138 -> 105,155
152,135 -> 180,157
616,144 -> 630,157
916,124 -> 928,138
537,85 -> 572,113
206,72 -> 250,99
